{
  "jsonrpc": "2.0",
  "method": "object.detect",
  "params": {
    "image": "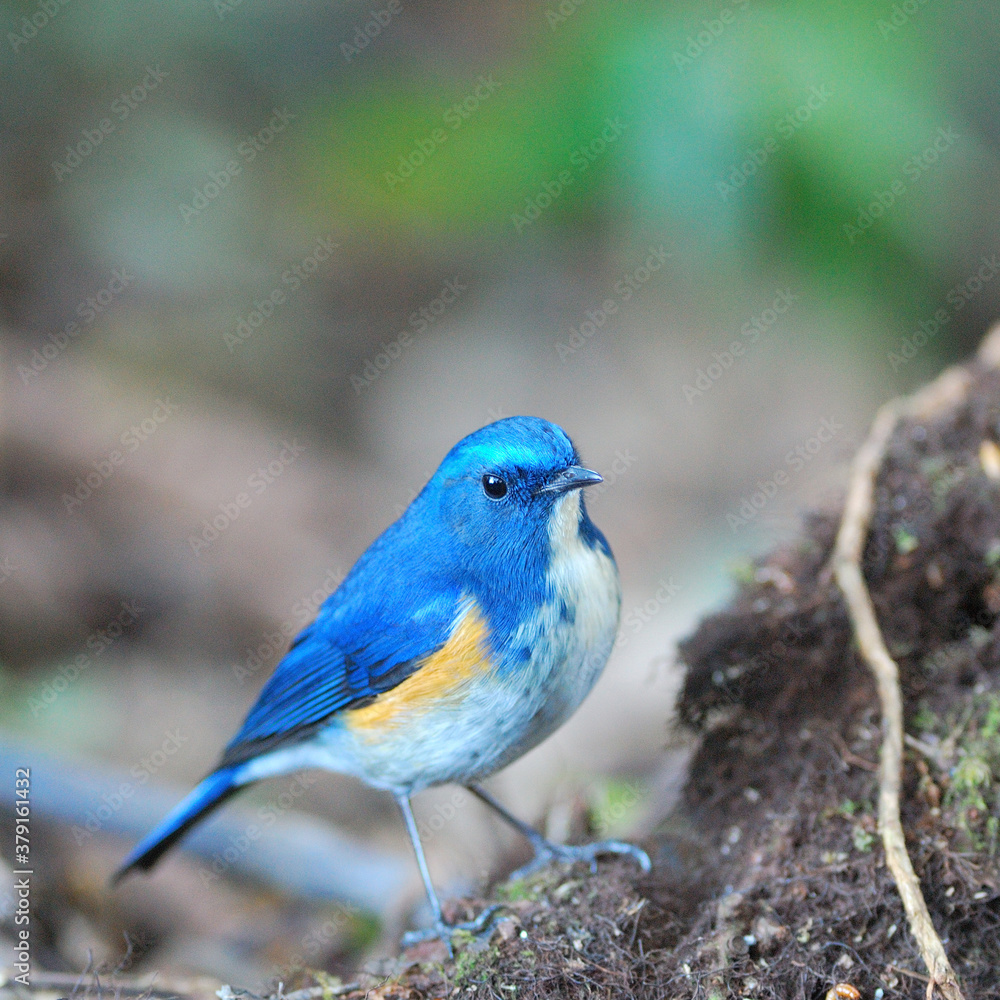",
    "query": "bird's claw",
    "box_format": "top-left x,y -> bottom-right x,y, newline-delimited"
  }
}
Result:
511,838 -> 652,881
400,903 -> 506,958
